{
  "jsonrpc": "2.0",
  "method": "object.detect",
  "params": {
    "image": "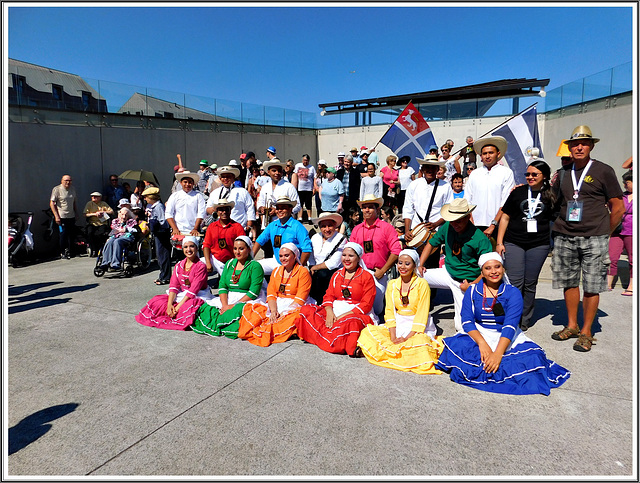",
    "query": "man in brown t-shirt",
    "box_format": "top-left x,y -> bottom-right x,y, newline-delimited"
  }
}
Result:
50,174 -> 78,259
550,126 -> 624,352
